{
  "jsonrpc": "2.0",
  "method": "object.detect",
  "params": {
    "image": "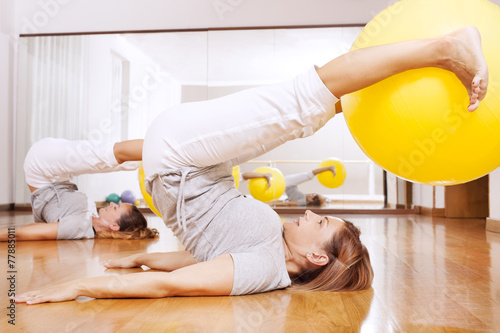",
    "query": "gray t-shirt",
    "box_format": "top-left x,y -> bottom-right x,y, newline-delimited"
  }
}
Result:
30,182 -> 96,239
146,162 -> 291,295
